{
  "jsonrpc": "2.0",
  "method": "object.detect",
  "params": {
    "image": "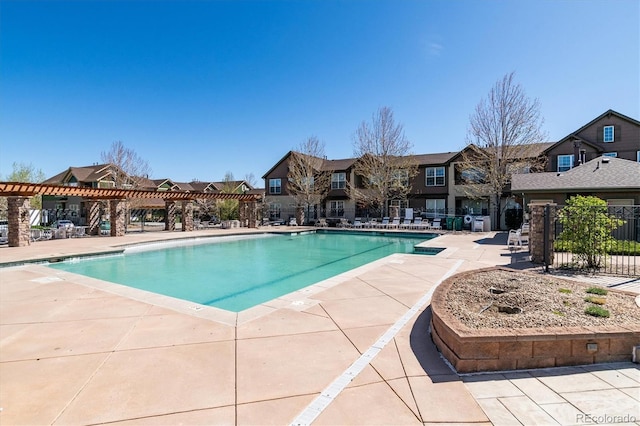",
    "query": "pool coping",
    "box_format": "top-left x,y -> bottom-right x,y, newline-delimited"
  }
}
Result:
14,230 -> 446,326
